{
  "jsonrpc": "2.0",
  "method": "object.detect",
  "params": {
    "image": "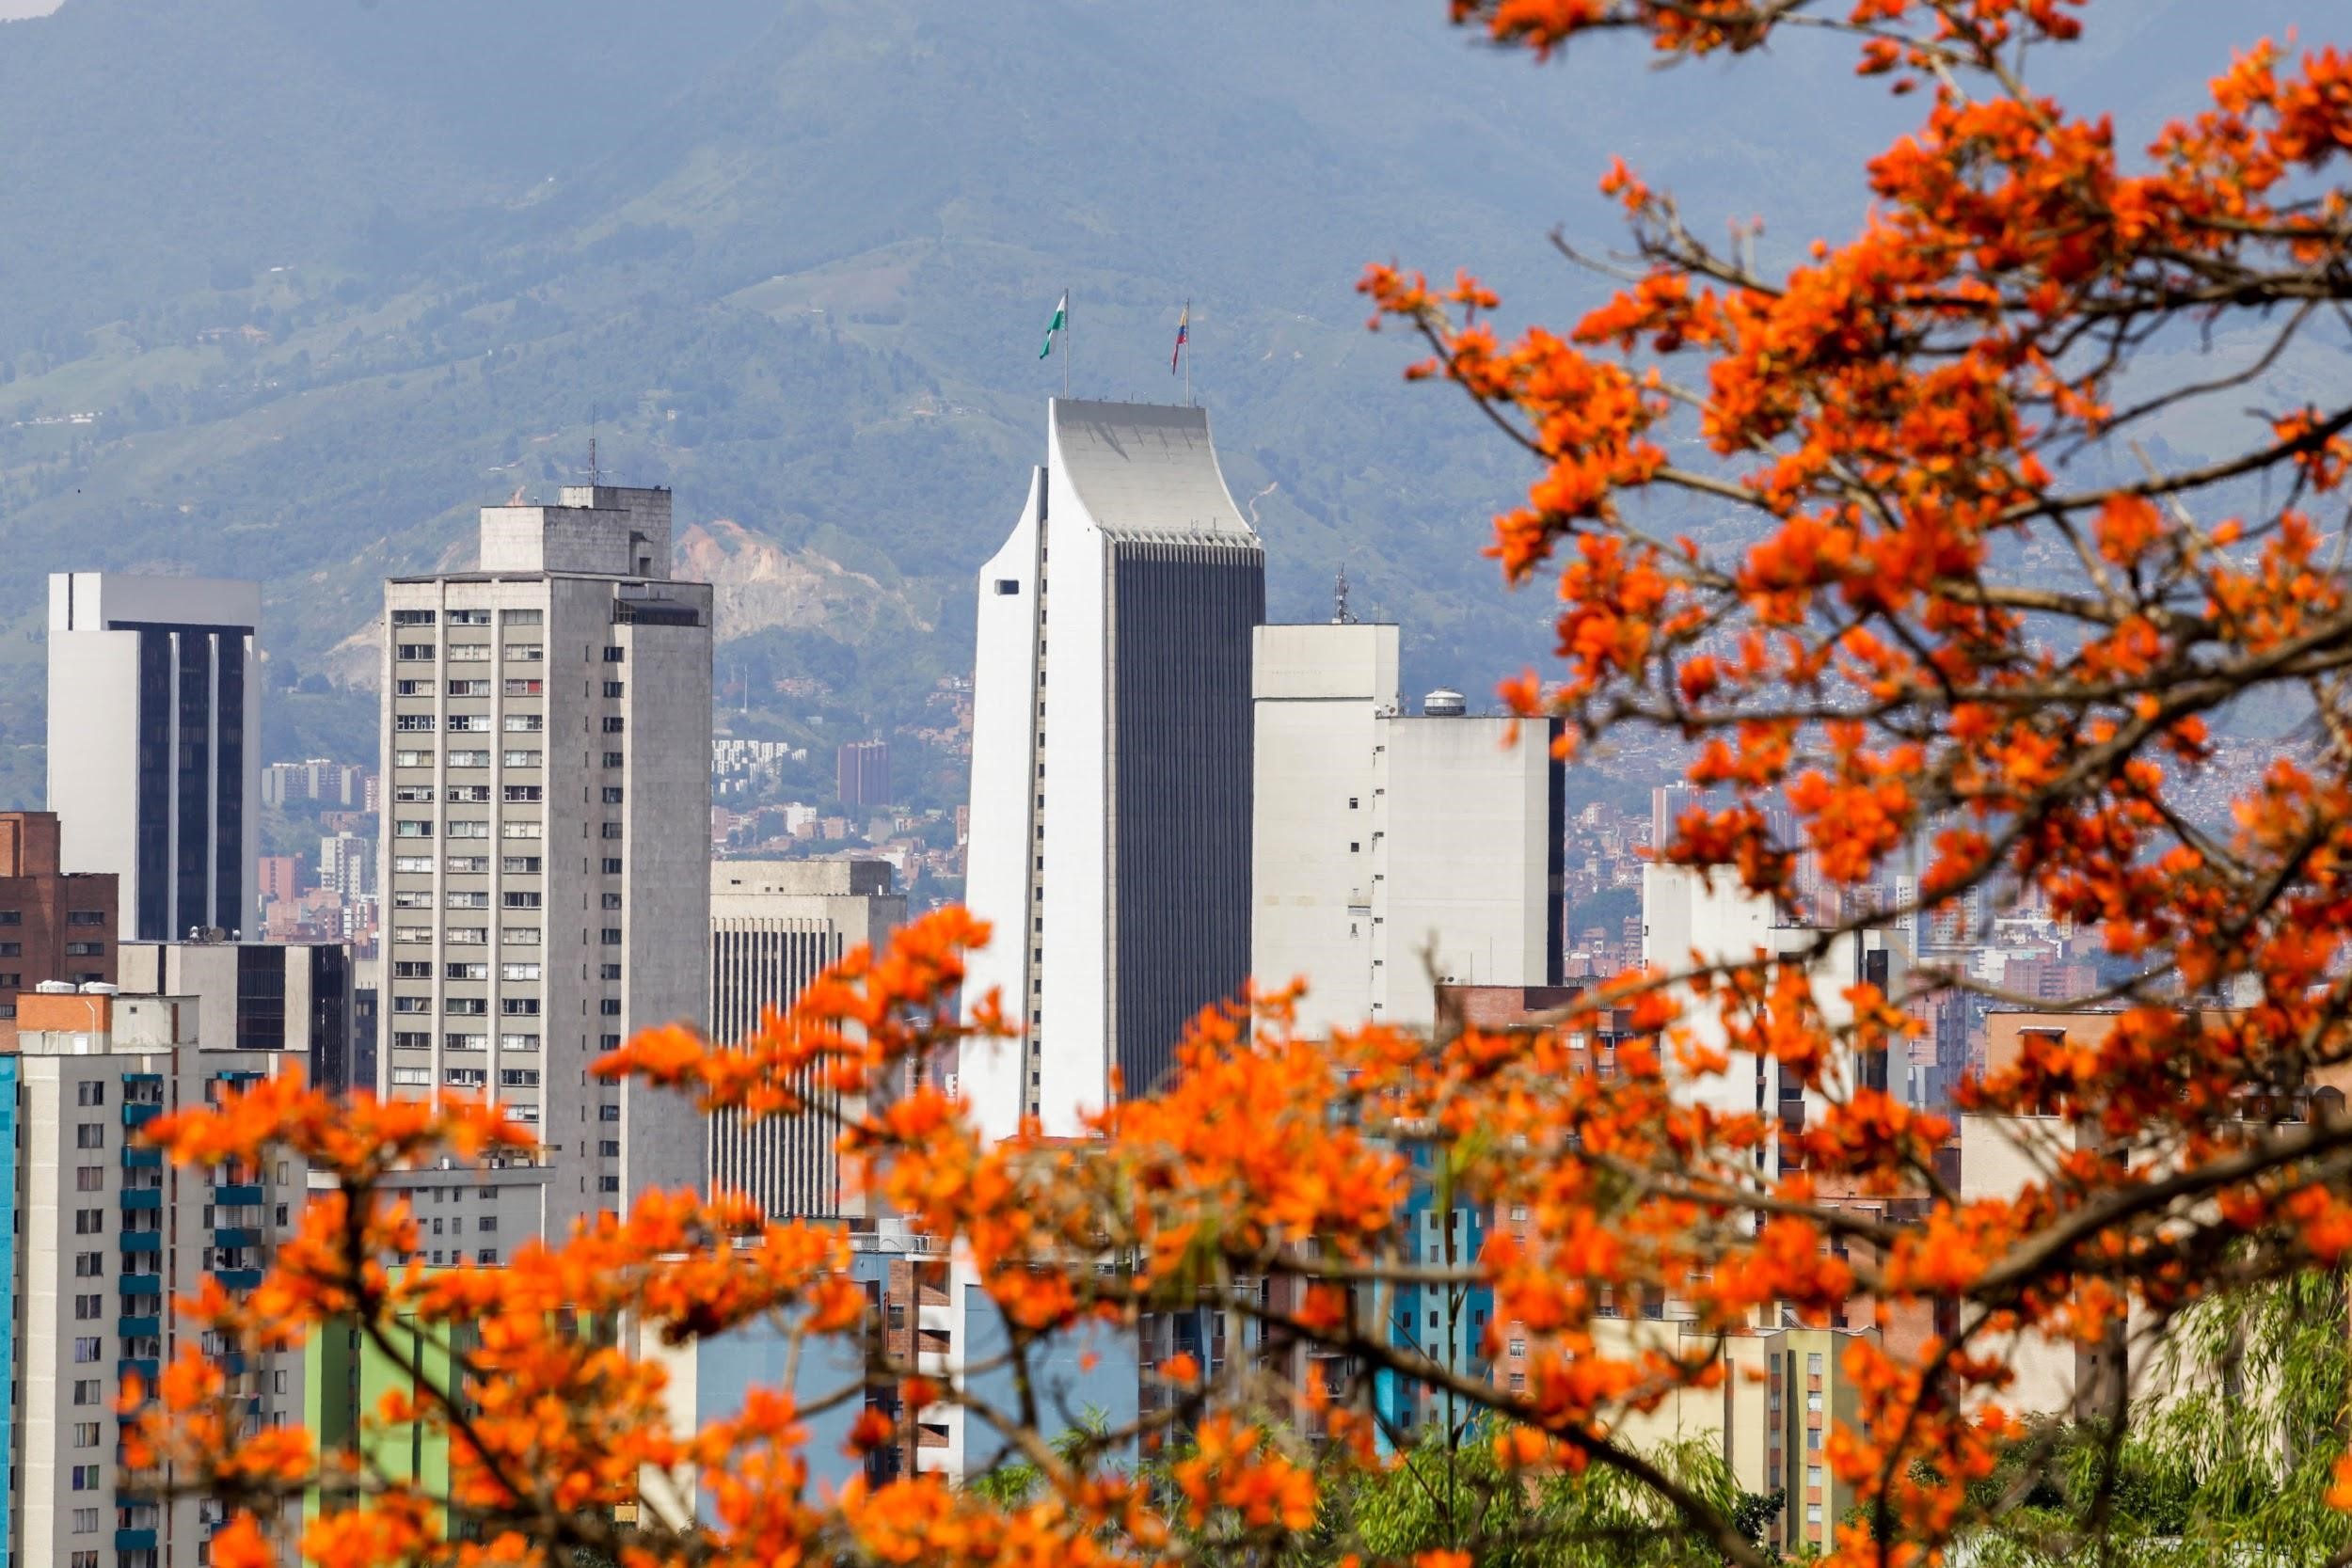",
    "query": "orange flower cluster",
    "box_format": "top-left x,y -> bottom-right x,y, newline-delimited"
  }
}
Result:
144,5 -> 2352,1568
